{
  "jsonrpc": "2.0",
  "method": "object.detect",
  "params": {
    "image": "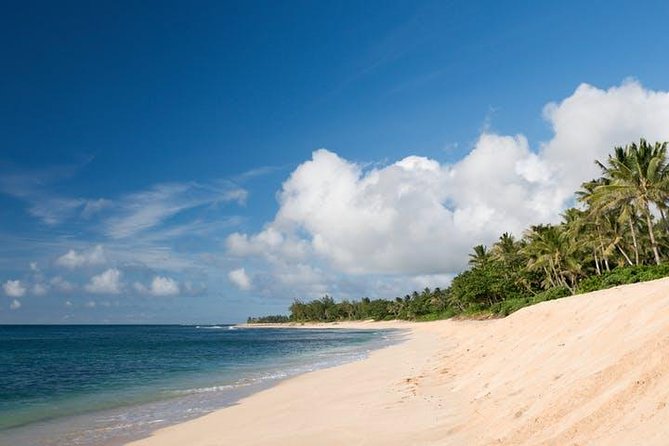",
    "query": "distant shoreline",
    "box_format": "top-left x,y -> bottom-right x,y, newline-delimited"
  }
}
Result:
236,320 -> 414,329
